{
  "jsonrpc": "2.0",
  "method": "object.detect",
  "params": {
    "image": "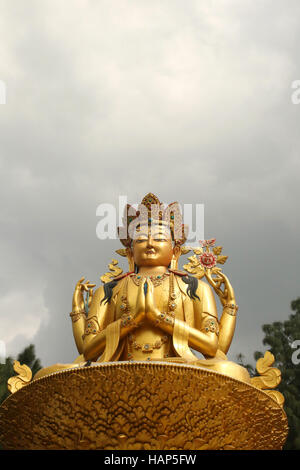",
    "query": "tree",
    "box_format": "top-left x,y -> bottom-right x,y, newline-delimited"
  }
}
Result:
254,298 -> 300,450
0,344 -> 42,405
0,344 -> 42,449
